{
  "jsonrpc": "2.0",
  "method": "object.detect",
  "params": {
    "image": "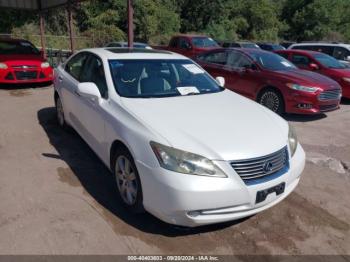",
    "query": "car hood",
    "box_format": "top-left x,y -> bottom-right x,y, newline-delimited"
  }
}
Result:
121,90 -> 288,161
0,54 -> 44,65
270,69 -> 339,89
325,68 -> 350,78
